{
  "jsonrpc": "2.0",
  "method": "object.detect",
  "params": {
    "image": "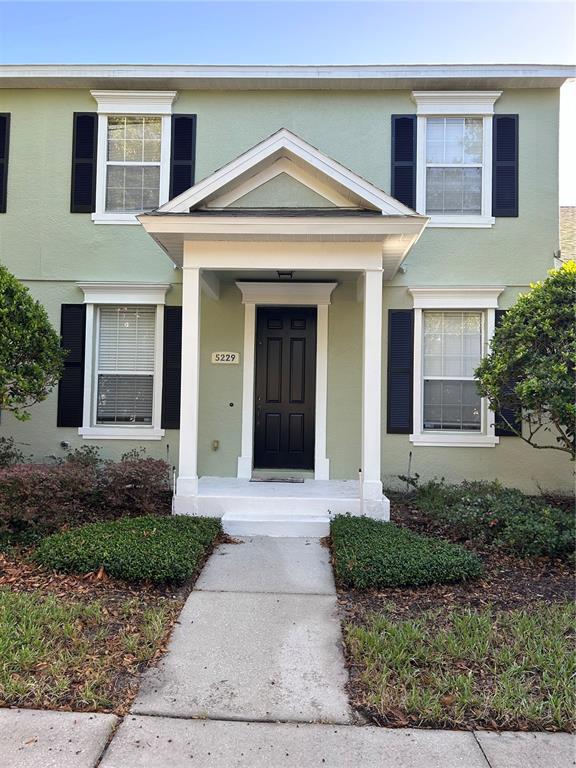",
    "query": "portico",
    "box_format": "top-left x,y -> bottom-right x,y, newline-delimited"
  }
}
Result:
139,128 -> 428,533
